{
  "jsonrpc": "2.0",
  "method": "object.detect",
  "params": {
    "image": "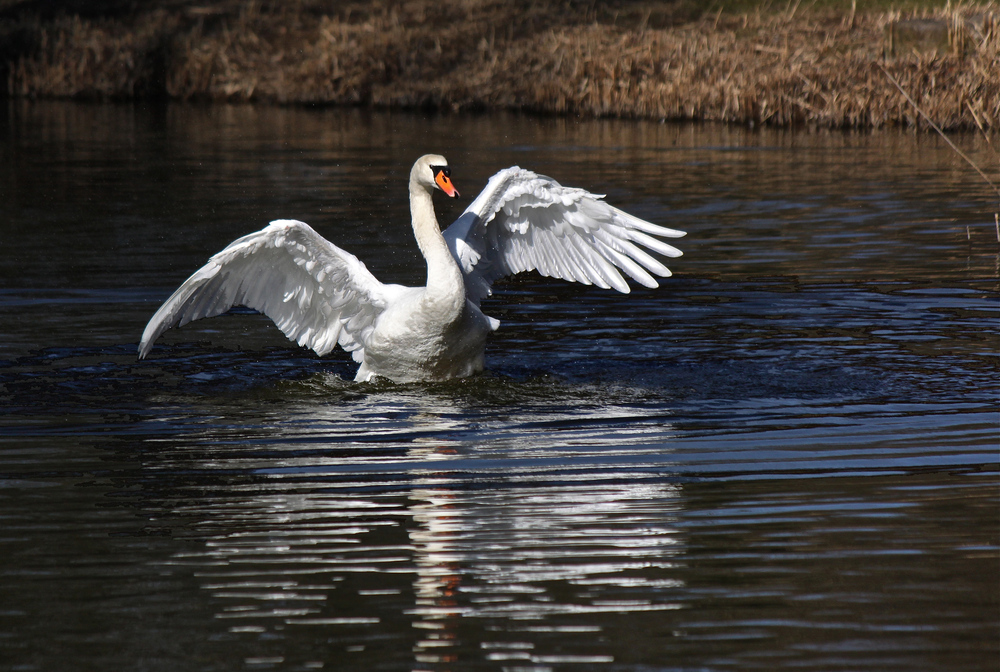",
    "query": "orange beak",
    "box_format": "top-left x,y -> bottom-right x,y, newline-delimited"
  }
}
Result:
435,170 -> 460,198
